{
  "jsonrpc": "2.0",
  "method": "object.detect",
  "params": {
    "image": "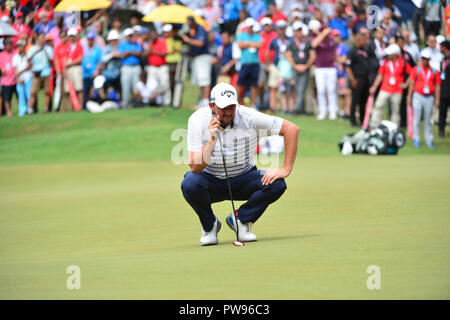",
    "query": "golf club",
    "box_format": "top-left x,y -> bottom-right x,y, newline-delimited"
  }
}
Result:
213,111 -> 245,247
